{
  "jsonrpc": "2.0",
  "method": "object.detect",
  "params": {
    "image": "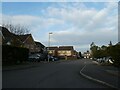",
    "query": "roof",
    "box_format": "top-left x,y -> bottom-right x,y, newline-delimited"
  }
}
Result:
46,46 -> 74,50
1,26 -> 34,44
35,41 -> 45,48
116,42 -> 120,45
1,27 -> 43,47
1,26 -> 23,46
47,46 -> 58,50
58,46 -> 74,50
18,34 -> 31,42
1,26 -> 15,38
